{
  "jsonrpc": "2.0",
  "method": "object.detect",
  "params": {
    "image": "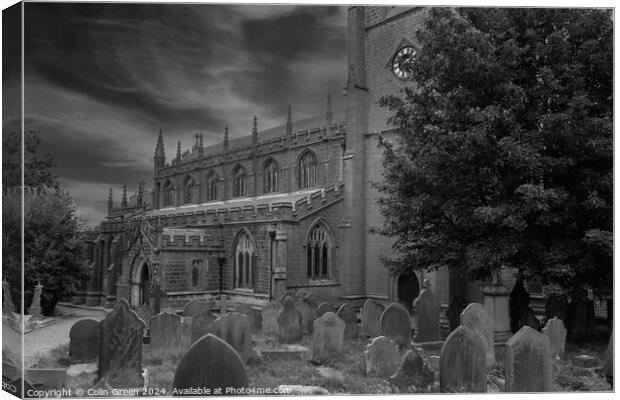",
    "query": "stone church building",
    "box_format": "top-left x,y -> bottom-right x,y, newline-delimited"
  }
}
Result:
75,7 -> 484,317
